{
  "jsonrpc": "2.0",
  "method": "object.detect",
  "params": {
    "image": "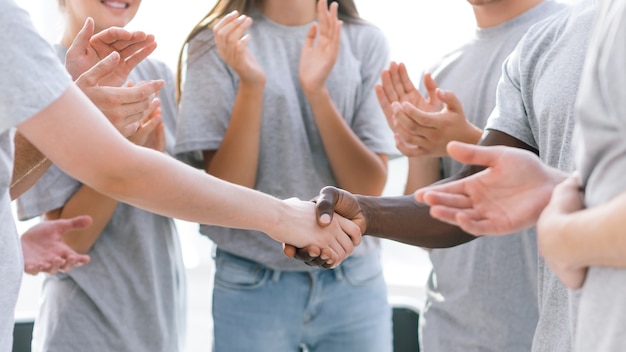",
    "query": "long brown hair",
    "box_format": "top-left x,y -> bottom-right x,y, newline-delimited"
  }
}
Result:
175,0 -> 361,101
